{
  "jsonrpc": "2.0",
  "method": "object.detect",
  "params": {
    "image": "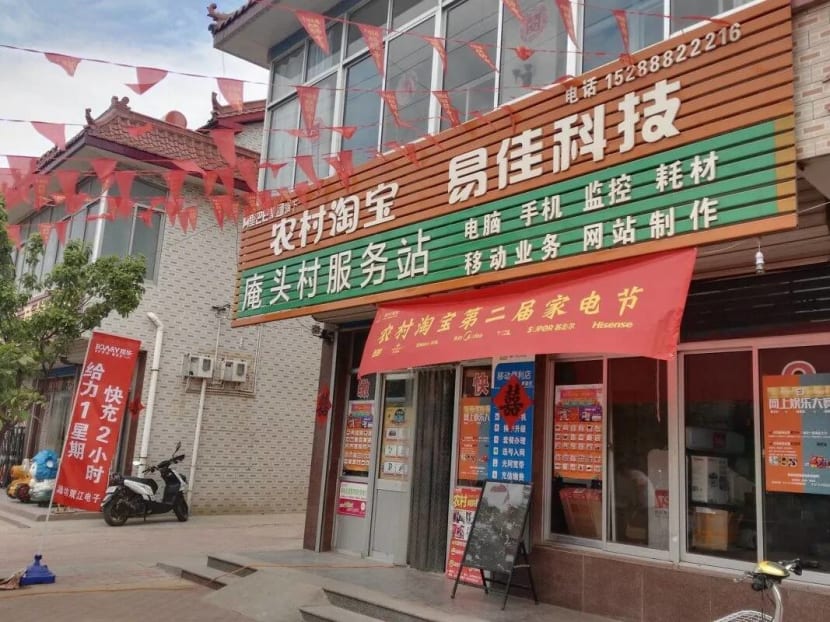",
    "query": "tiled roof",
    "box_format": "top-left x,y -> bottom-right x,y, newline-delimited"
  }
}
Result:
35,96 -> 259,174
199,96 -> 266,130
